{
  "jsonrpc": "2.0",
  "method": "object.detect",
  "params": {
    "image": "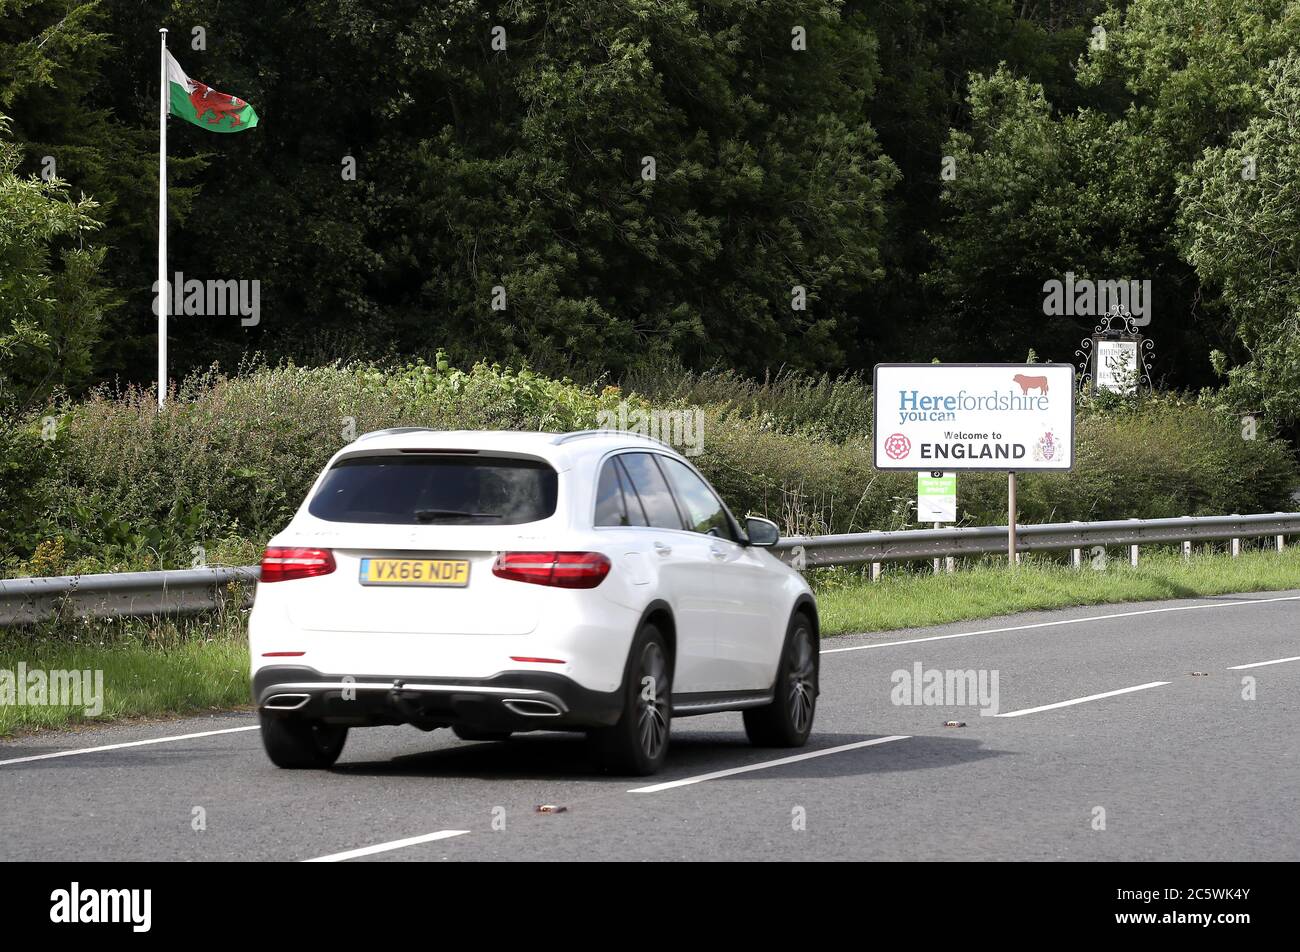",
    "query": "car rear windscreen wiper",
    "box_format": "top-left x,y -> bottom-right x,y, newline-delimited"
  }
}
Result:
413,508 -> 504,522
